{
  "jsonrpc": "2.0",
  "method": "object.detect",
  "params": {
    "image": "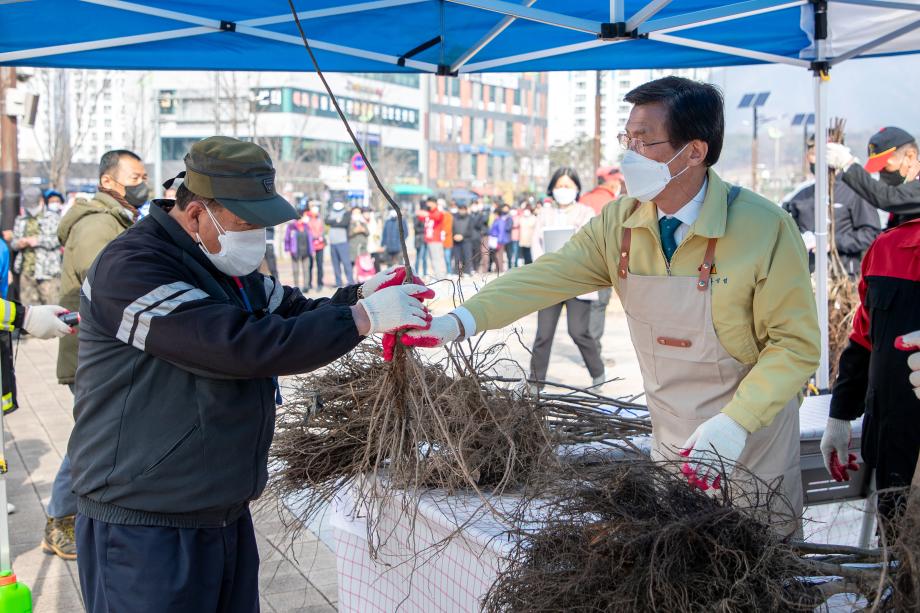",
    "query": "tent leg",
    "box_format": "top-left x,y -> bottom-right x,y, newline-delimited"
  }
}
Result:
813,73 -> 830,390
